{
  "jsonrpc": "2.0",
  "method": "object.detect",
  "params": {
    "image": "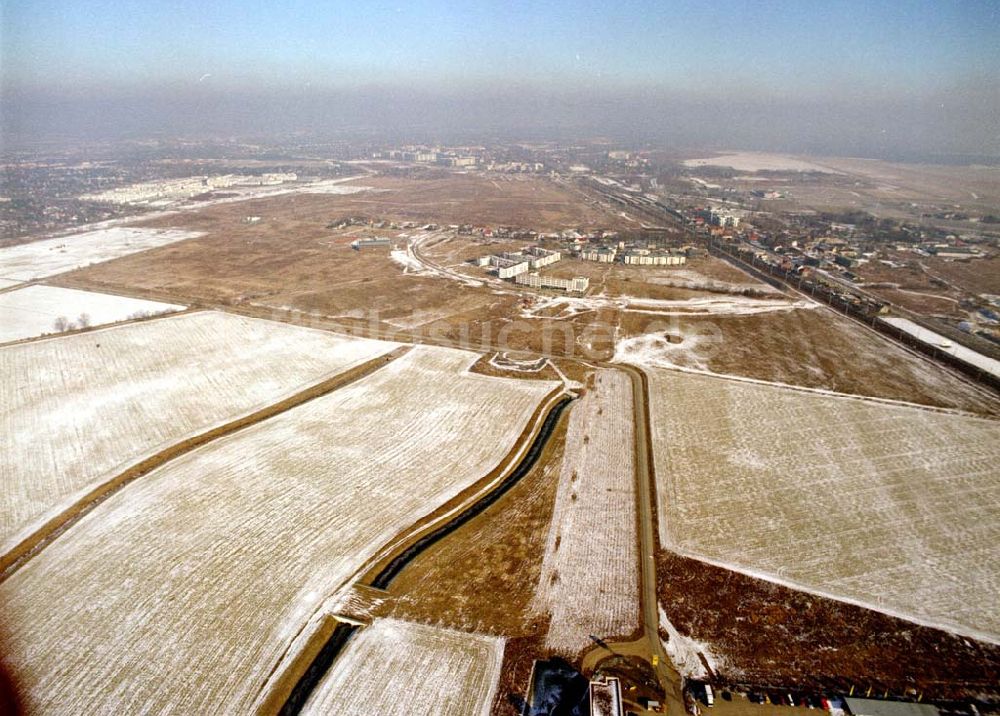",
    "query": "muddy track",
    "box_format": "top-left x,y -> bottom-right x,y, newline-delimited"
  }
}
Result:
0,346 -> 410,582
